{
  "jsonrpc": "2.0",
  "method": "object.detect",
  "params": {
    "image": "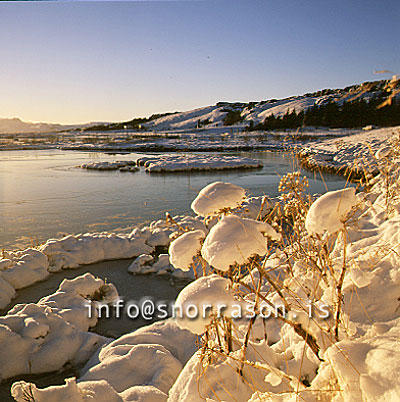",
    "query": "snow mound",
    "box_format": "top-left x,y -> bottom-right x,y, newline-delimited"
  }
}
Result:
169,229 -> 206,271
38,273 -> 119,330
201,215 -> 280,271
168,344 -> 272,402
80,343 -> 182,394
305,187 -> 358,235
136,154 -> 263,173
191,181 -> 246,216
